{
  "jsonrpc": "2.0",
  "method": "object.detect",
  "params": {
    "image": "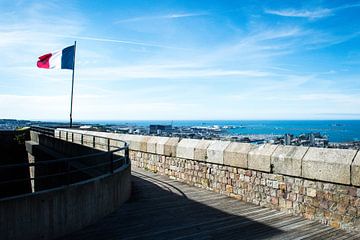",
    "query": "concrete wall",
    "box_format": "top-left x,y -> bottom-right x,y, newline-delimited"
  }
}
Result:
0,130 -> 31,197
0,165 -> 131,240
26,132 -> 116,191
55,129 -> 360,232
0,131 -> 131,240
